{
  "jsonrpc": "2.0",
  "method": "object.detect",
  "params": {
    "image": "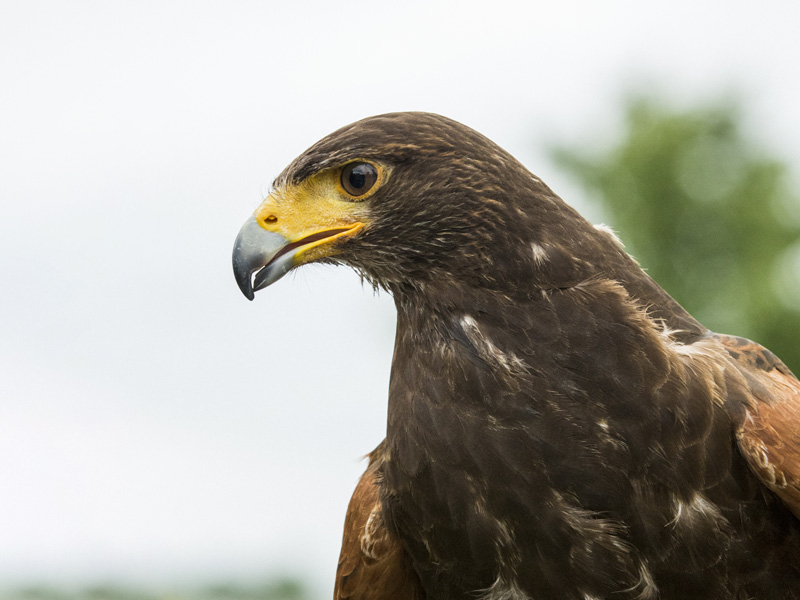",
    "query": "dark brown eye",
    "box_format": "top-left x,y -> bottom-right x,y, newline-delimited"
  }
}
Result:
341,162 -> 378,197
